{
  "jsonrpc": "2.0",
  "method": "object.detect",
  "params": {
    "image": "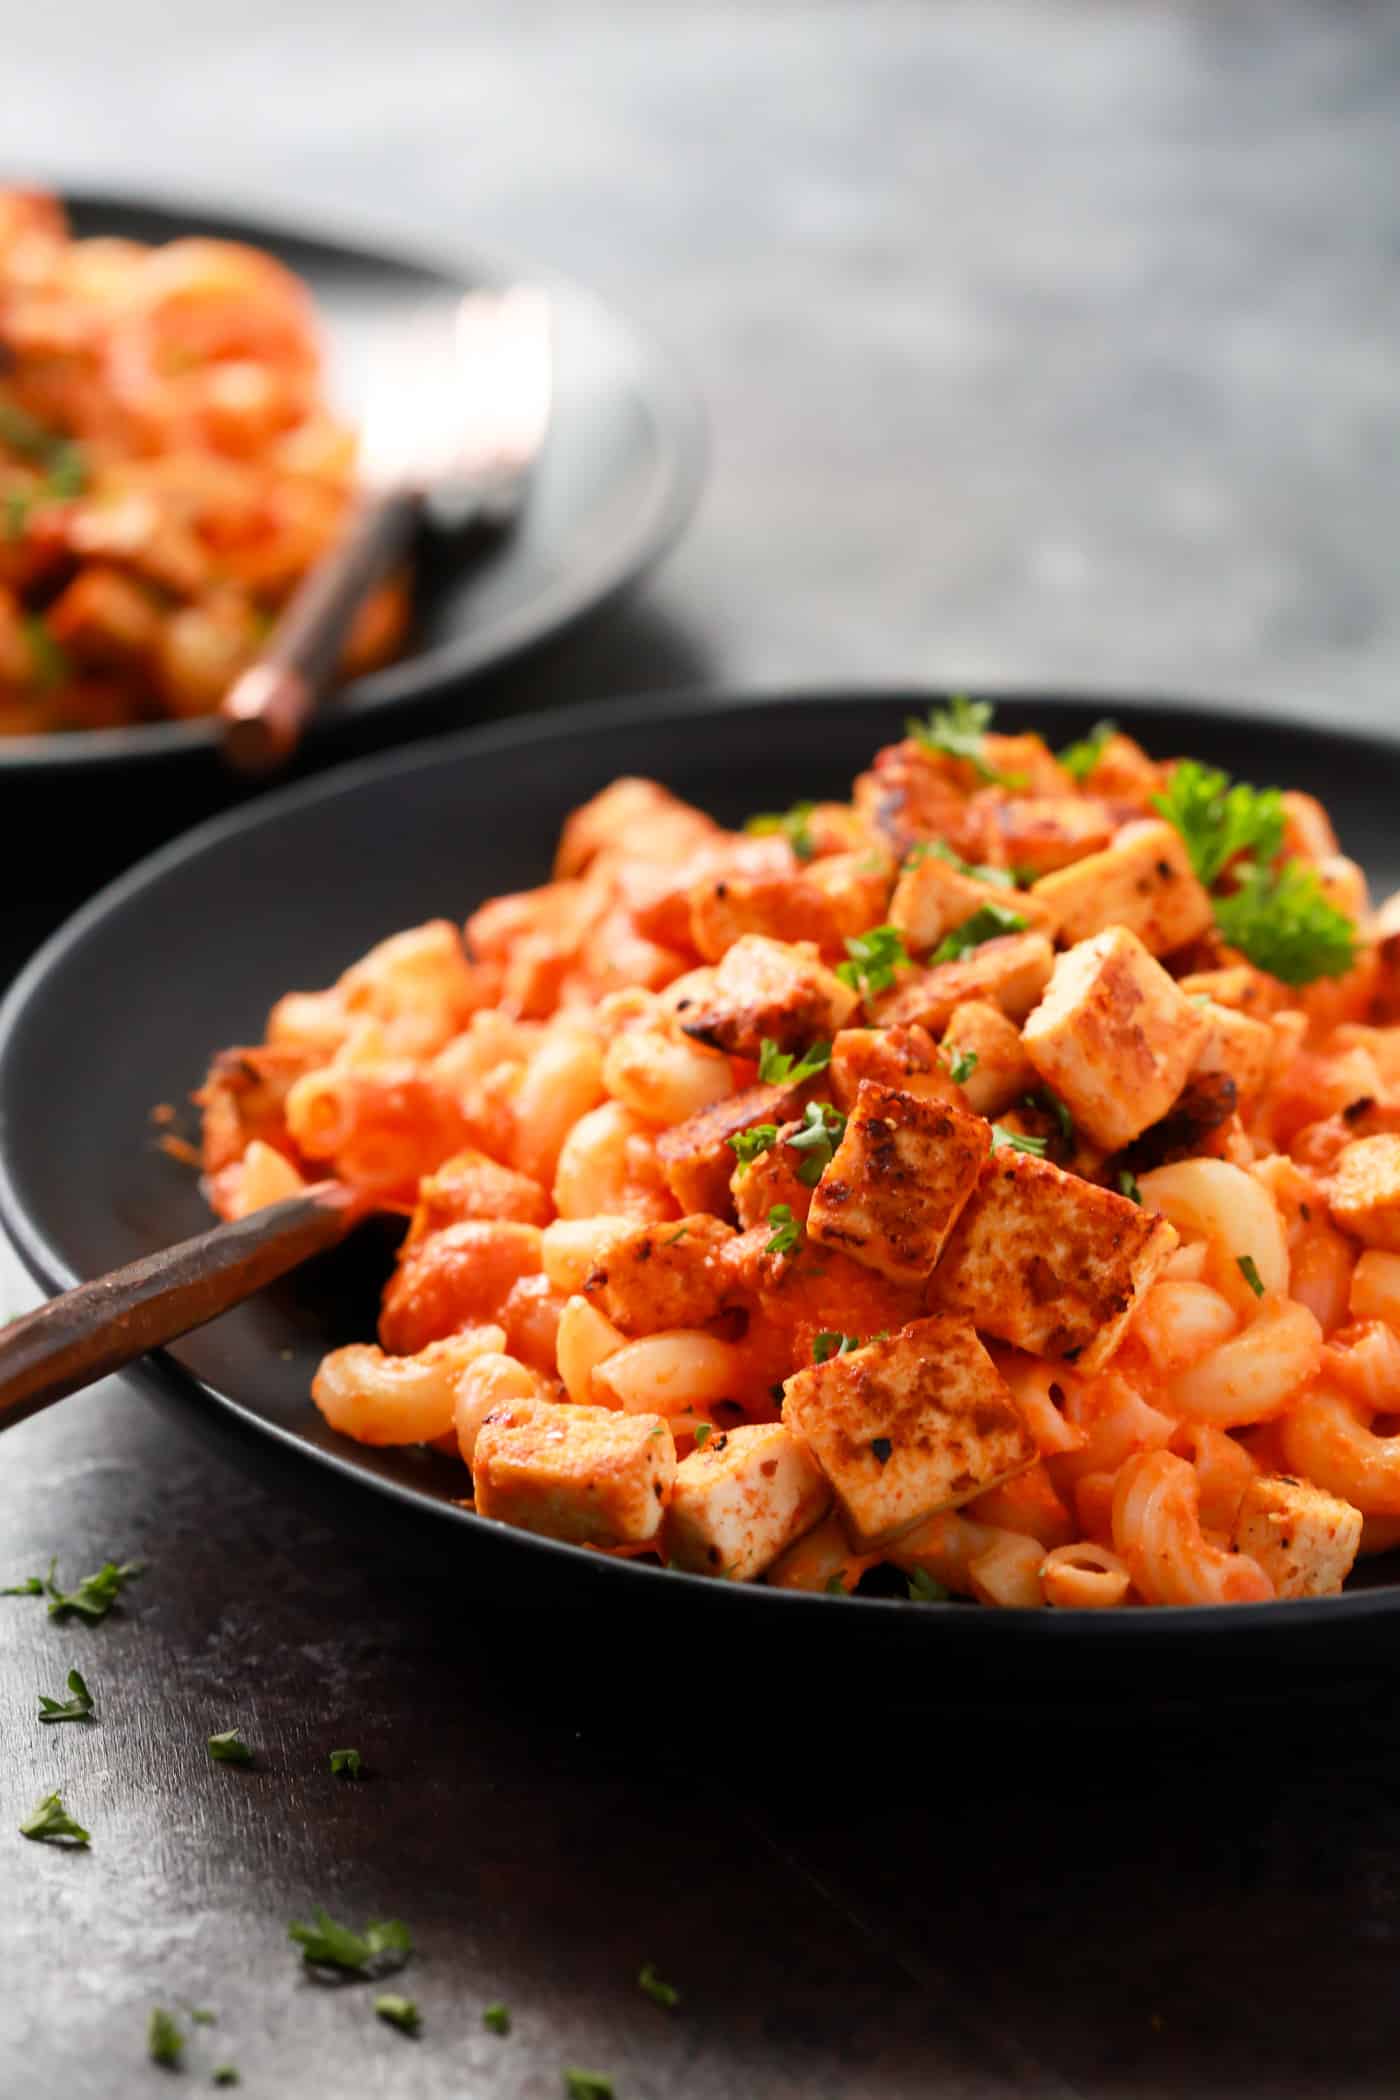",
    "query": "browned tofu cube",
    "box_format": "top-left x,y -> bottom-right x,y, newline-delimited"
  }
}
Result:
656,1078 -> 816,1215
1022,927 -> 1211,1151
983,794 -> 1115,876
931,1147 -> 1178,1374
1232,1474 -> 1361,1597
939,1001 -> 1036,1117
782,1315 -> 1036,1547
554,776 -> 716,878
878,932 -> 1055,1035
1330,1135 -> 1400,1251
829,1024 -> 960,1113
687,871 -> 845,964
853,744 -> 970,858
677,934 -> 858,1060
582,1214 -> 736,1334
806,852 -> 896,936
1192,999 -> 1276,1114
808,1081 -> 990,1284
730,1124 -> 815,1230
472,1401 -> 676,1545
888,853 -> 1056,957
1031,818 -> 1213,957
1280,790 -> 1341,864
1177,964 -> 1289,1018
1075,731 -> 1162,806
665,1422 -> 831,1579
